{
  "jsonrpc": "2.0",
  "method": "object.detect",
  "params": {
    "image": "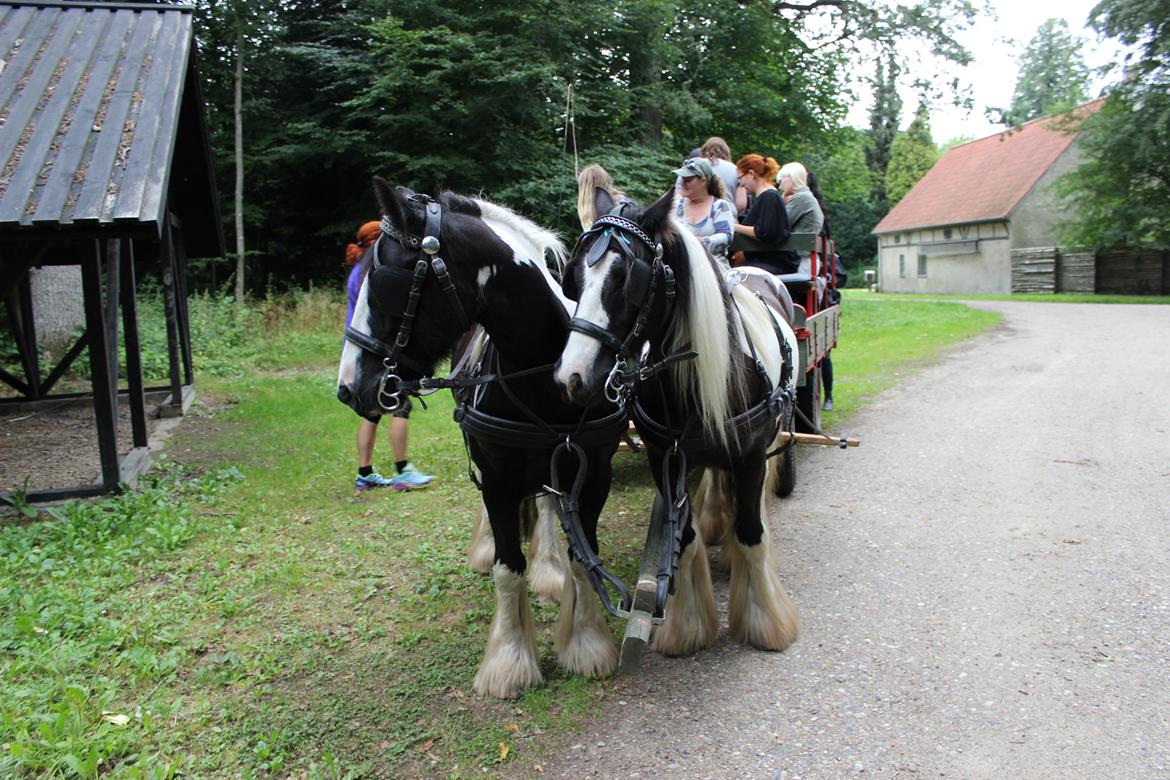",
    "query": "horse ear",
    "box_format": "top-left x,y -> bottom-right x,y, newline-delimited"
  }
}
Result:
372,176 -> 409,229
640,187 -> 676,239
593,187 -> 615,221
